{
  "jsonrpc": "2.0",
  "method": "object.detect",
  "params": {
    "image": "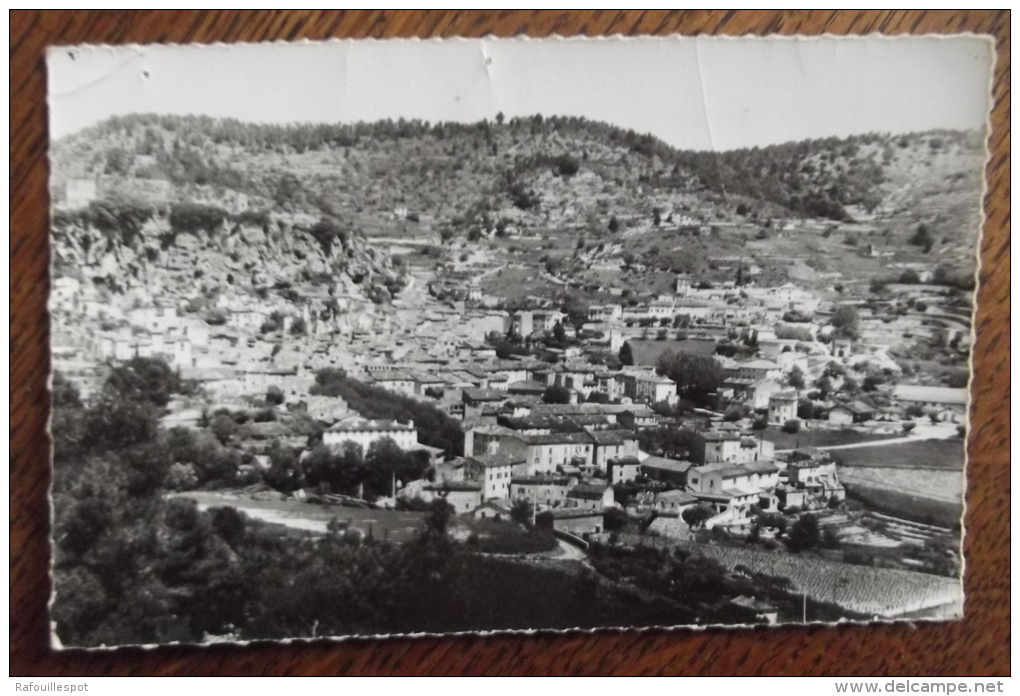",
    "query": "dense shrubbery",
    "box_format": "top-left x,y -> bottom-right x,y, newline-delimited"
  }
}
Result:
51,382 -> 706,648
655,351 -> 723,406
61,114 -> 975,224
310,368 -> 464,457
